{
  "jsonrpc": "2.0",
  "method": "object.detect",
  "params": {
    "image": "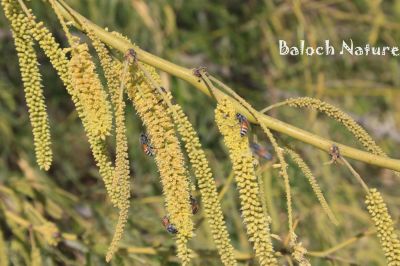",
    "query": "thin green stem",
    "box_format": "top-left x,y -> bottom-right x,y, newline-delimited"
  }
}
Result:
340,157 -> 369,193
218,171 -> 234,201
53,0 -> 400,172
308,228 -> 375,257
16,0 -> 31,17
260,101 -> 289,113
48,0 -> 74,46
200,71 -> 219,102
